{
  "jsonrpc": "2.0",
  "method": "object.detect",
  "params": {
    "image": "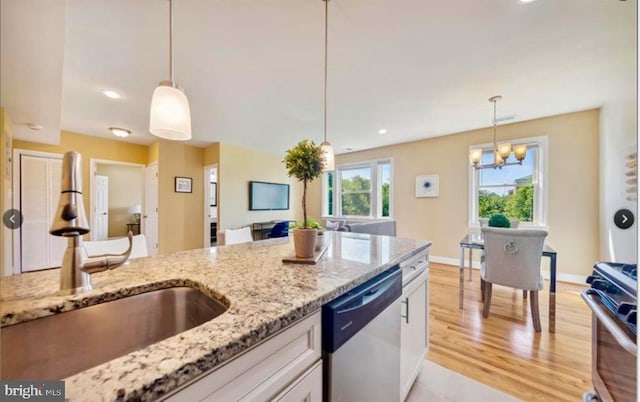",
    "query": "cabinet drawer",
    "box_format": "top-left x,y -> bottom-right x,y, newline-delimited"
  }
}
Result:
401,250 -> 429,287
273,360 -> 322,402
165,311 -> 321,402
